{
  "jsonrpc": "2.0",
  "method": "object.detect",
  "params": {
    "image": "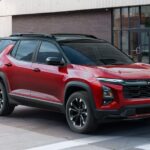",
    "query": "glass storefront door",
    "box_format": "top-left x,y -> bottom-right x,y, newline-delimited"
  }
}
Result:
130,31 -> 140,62
130,30 -> 150,63
140,31 -> 150,63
